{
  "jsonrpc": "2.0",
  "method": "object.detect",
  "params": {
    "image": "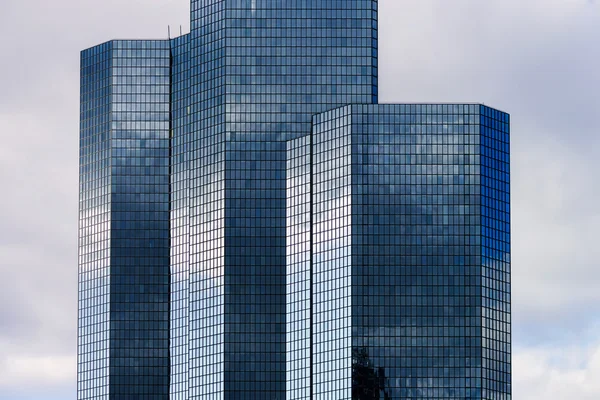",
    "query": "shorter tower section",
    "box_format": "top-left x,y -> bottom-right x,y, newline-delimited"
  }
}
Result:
78,40 -> 171,400
285,104 -> 511,400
